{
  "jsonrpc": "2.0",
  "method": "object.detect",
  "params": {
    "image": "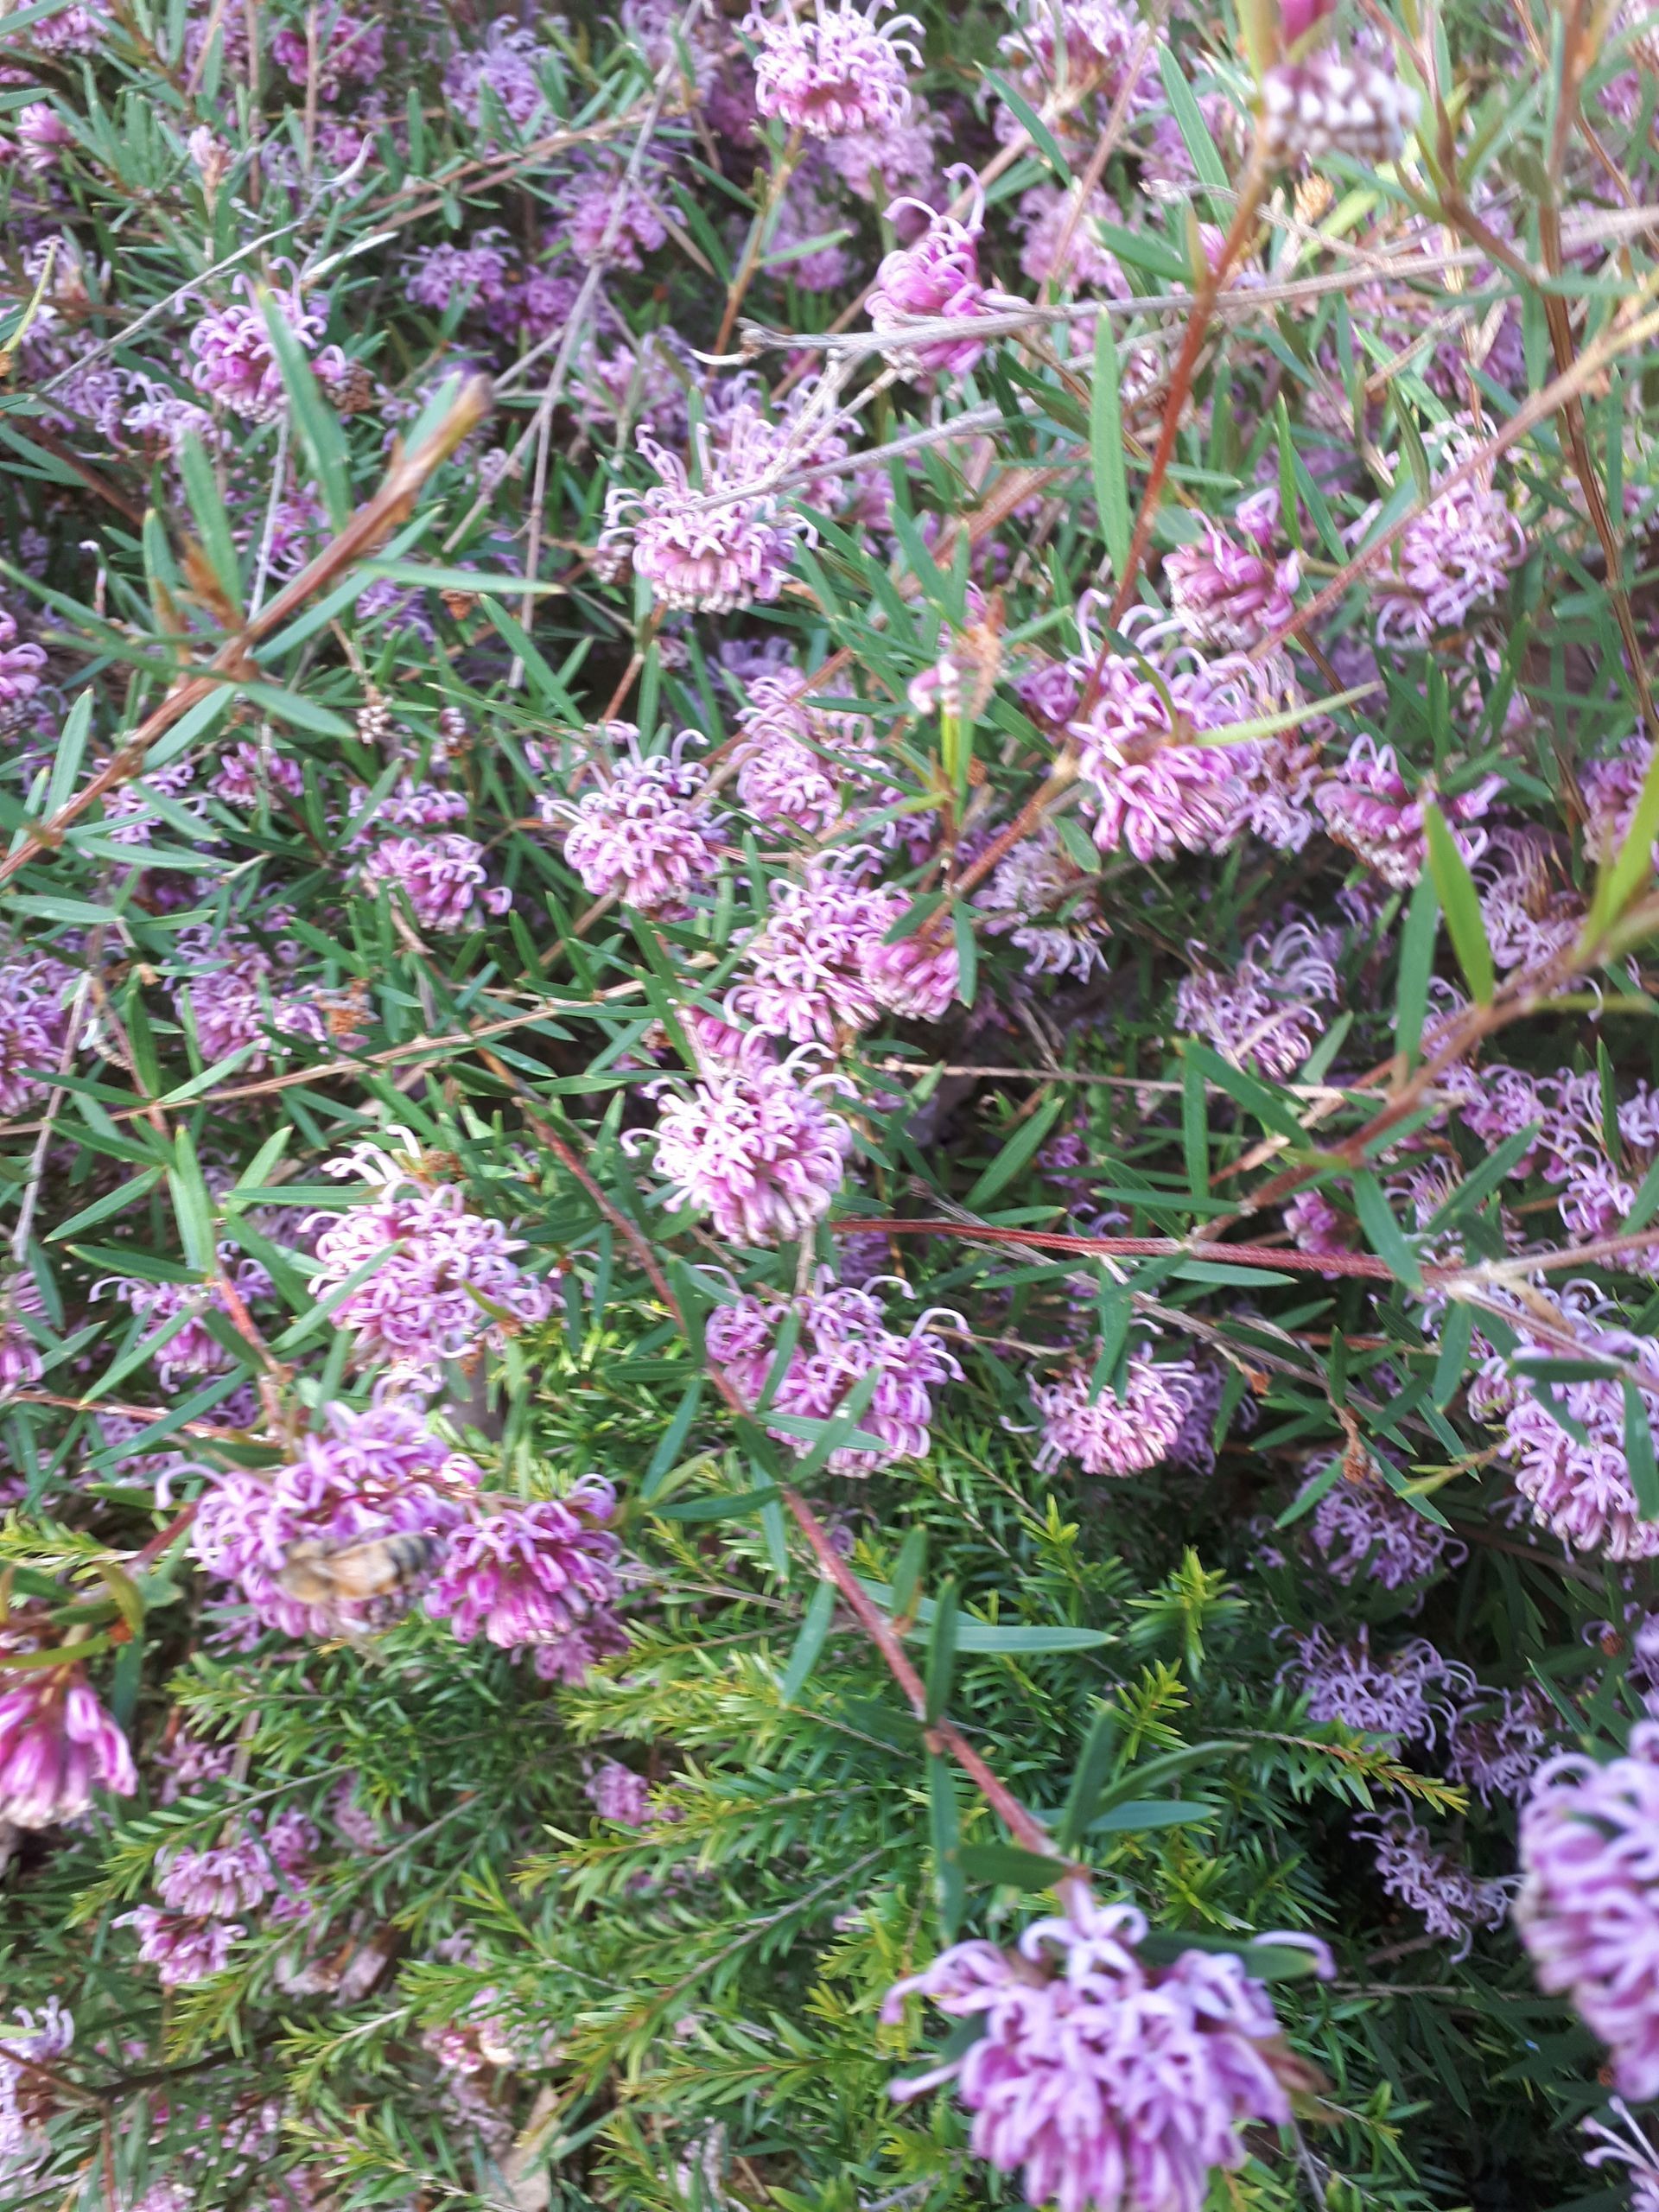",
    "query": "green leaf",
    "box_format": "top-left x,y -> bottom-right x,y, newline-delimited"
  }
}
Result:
1181,1053 -> 1208,1198
1351,1170 -> 1423,1292
952,901 -> 978,1008
929,1755 -> 965,1939
177,431 -> 242,610
1136,1929 -> 1332,1981
1395,870 -> 1439,1069
1087,1798 -> 1216,1834
1091,318 -> 1130,583
1156,48 -> 1230,192
890,1526 -> 928,1621
984,69 -> 1071,181
1591,734 -> 1659,938
257,289 -> 352,528
1057,1704 -> 1120,1851
1624,1382 -> 1659,1520
167,1130 -> 219,1273
642,1380 -> 705,1500
780,1578 -> 836,1704
924,1576 -> 957,1726
957,1842 -> 1066,1890
965,1091 -> 1065,1211
1422,802 -> 1494,1003
1432,1298 -> 1474,1406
